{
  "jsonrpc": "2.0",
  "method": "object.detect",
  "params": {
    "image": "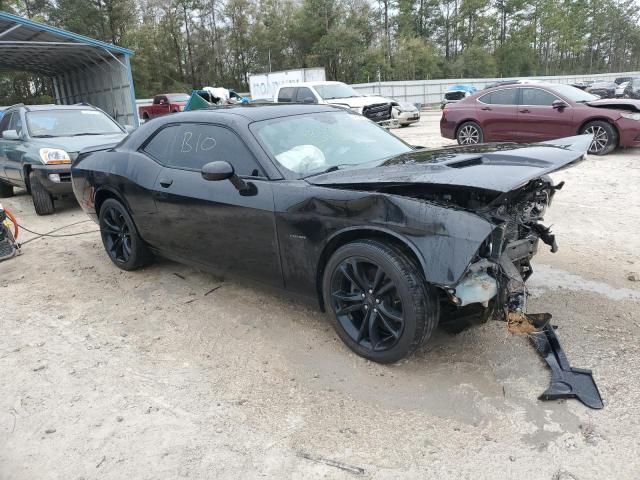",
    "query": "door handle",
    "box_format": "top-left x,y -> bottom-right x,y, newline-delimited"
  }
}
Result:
159,178 -> 173,188
519,109 -> 531,113
481,106 -> 492,111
